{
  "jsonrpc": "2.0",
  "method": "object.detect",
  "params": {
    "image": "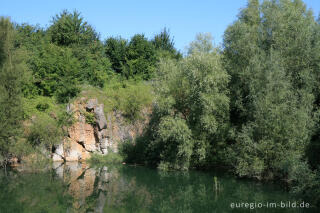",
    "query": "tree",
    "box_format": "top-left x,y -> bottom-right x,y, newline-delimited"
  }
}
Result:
0,17 -> 25,167
71,42 -> 111,87
223,0 -> 261,125
124,34 -> 157,79
48,10 -> 110,87
156,116 -> 193,170
104,37 -> 128,74
49,10 -> 98,47
29,42 -> 80,103
227,51 -> 312,179
223,0 -> 317,180
14,23 -> 45,50
152,28 -> 182,59
134,45 -> 230,170
188,33 -> 215,55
